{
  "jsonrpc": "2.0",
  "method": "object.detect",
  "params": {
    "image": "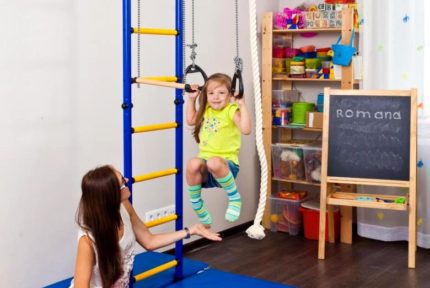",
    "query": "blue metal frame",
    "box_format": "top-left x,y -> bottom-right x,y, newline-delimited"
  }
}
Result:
123,0 -> 133,286
122,0 -> 185,283
122,0 -> 133,202
174,0 -> 184,280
